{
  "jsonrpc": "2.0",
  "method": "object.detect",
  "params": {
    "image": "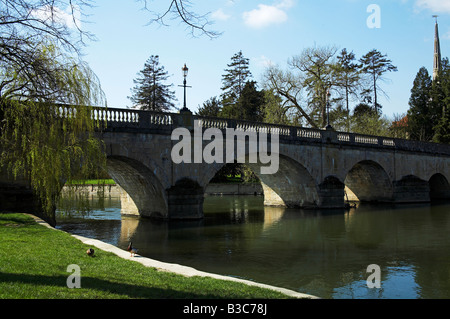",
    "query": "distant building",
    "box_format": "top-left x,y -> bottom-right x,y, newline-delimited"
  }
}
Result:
390,115 -> 409,139
433,16 -> 441,81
